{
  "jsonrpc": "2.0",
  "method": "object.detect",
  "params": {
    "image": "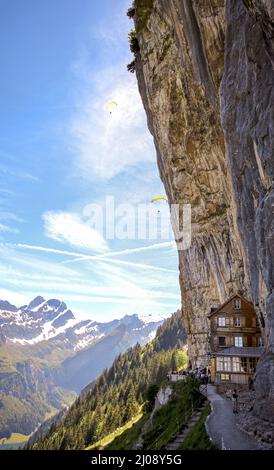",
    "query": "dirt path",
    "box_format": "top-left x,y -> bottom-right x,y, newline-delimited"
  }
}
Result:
206,384 -> 259,450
